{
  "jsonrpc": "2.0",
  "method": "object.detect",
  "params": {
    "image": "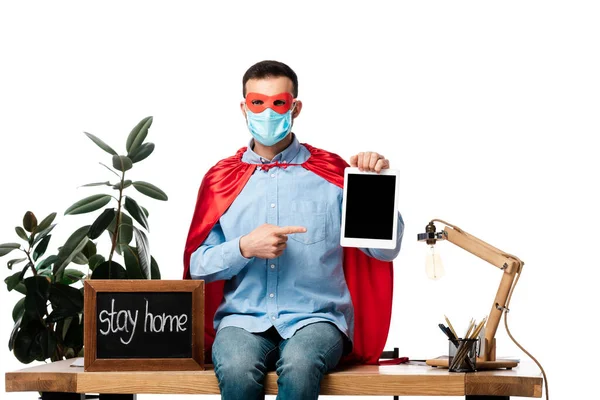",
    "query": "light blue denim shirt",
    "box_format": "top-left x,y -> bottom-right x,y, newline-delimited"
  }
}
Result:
190,134 -> 404,344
